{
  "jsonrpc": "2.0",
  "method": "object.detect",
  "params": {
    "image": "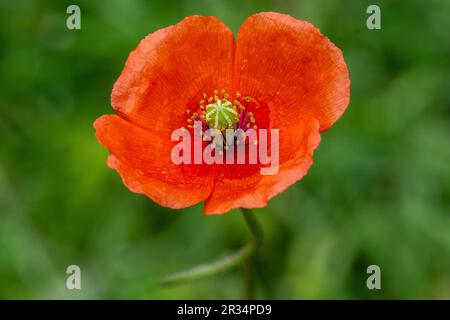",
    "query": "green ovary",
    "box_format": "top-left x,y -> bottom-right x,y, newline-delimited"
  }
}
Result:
205,100 -> 239,130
